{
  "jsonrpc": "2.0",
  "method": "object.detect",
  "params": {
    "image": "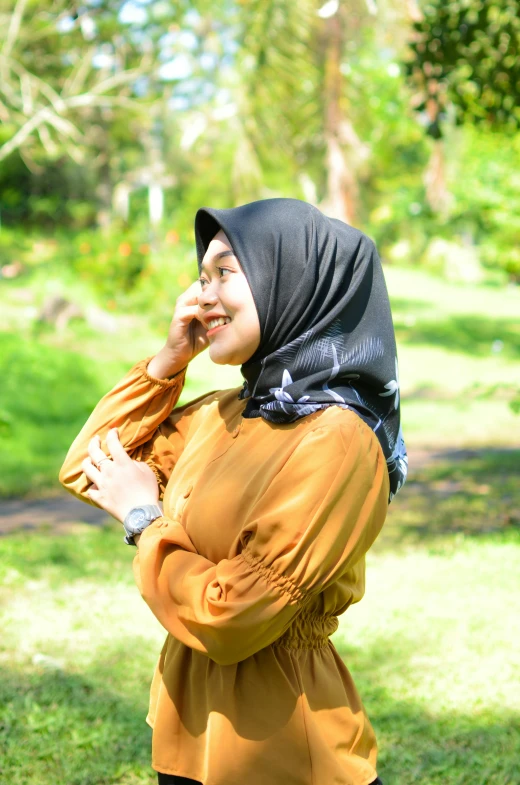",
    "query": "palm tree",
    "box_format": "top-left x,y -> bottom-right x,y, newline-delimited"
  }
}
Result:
233,0 -> 398,224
